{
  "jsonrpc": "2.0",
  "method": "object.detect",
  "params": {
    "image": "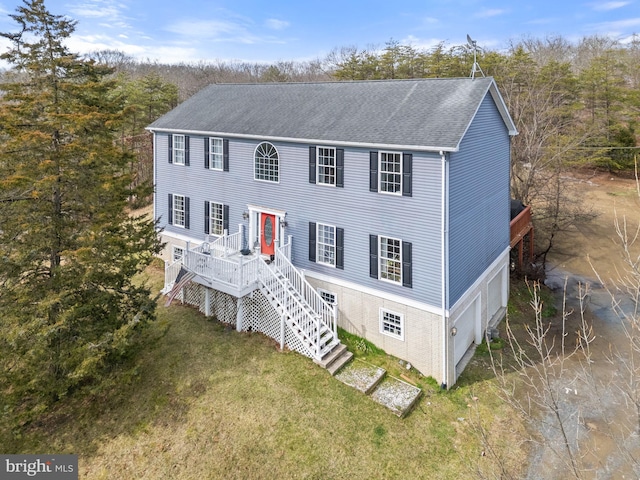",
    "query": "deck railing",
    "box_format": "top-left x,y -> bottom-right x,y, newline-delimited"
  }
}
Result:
194,230 -> 244,258
183,249 -> 259,289
164,259 -> 183,291
510,205 -> 533,247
